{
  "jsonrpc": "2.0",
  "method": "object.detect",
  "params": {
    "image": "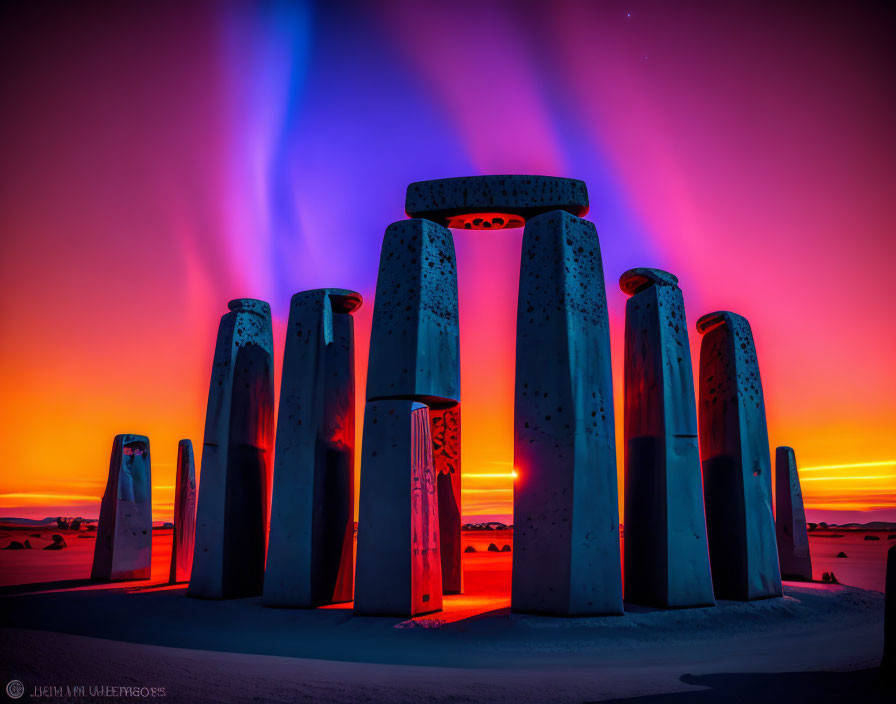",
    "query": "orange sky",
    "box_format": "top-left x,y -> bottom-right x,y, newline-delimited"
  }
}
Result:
1,1 -> 895,526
